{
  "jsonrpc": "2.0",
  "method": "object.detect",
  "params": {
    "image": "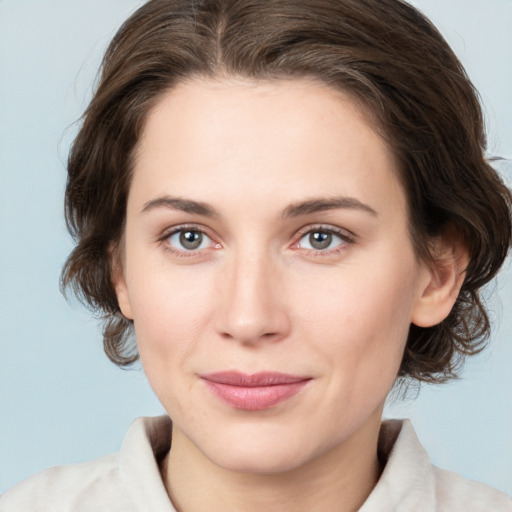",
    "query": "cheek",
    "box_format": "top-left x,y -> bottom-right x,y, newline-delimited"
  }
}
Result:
128,266 -> 216,378
128,274 -> 216,419
294,256 -> 418,382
